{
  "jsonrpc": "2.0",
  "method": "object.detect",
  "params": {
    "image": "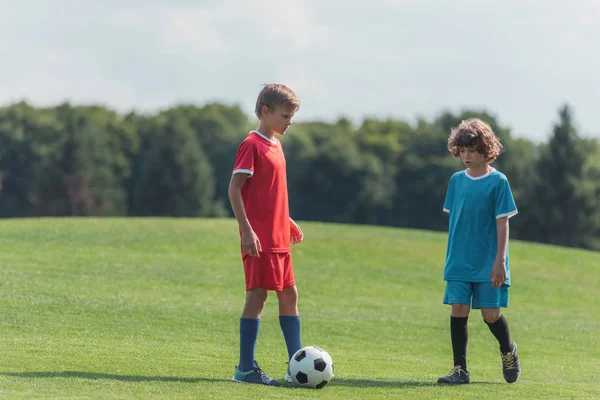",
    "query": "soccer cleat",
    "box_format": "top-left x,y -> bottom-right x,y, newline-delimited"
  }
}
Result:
437,366 -> 470,384
232,360 -> 282,386
284,362 -> 293,383
501,341 -> 521,383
